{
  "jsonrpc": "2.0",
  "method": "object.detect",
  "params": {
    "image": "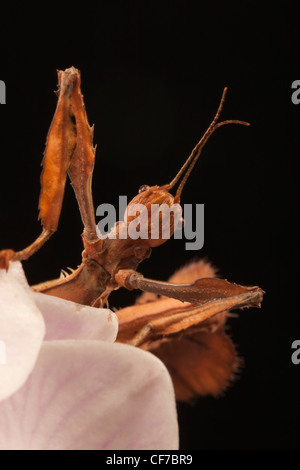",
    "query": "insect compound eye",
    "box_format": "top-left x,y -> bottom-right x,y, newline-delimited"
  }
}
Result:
139,185 -> 150,193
